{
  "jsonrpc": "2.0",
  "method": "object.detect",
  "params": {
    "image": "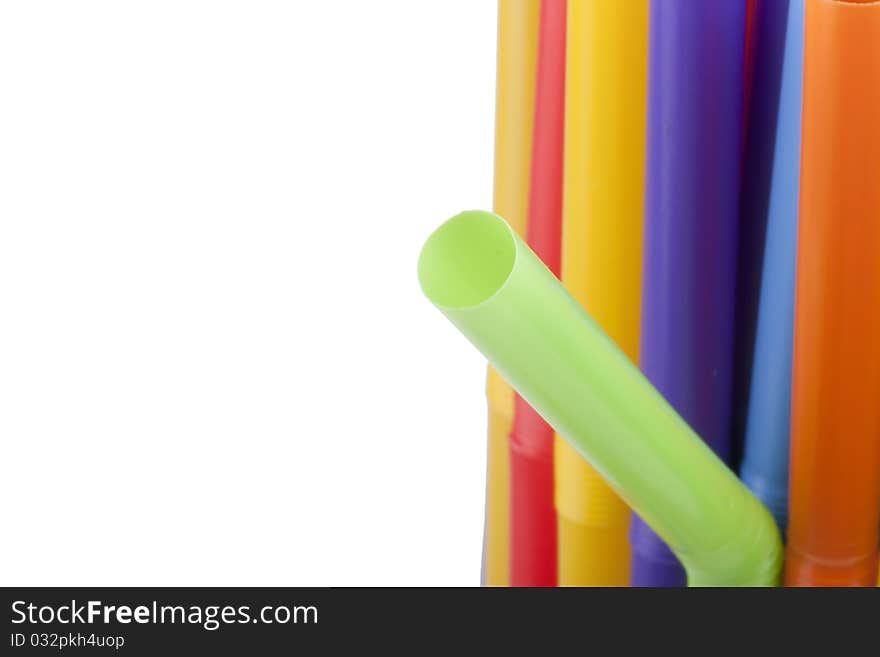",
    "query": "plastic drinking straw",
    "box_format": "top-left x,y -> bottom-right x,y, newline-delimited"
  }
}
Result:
418,211 -> 783,587
738,0 -> 804,534
731,0 -> 789,472
785,0 -> 880,588
484,0 -> 539,587
631,1 -> 747,587
553,0 -> 648,589
509,0 -> 564,588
